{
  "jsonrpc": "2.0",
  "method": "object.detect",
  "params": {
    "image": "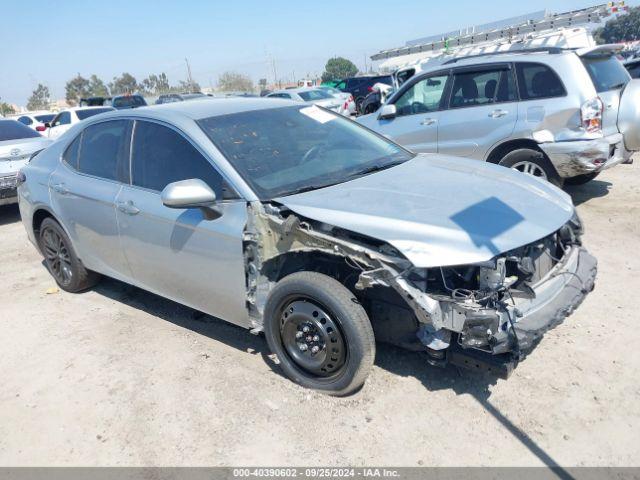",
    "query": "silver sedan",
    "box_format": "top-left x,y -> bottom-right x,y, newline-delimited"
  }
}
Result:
18,98 -> 596,395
